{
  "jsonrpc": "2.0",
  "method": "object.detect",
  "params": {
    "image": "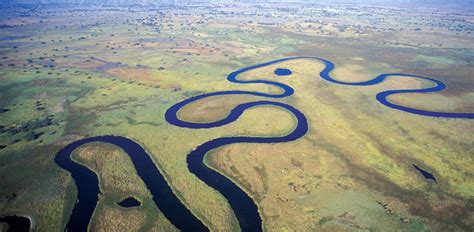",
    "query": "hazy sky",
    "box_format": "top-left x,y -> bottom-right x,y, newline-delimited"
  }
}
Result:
2,0 -> 473,5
